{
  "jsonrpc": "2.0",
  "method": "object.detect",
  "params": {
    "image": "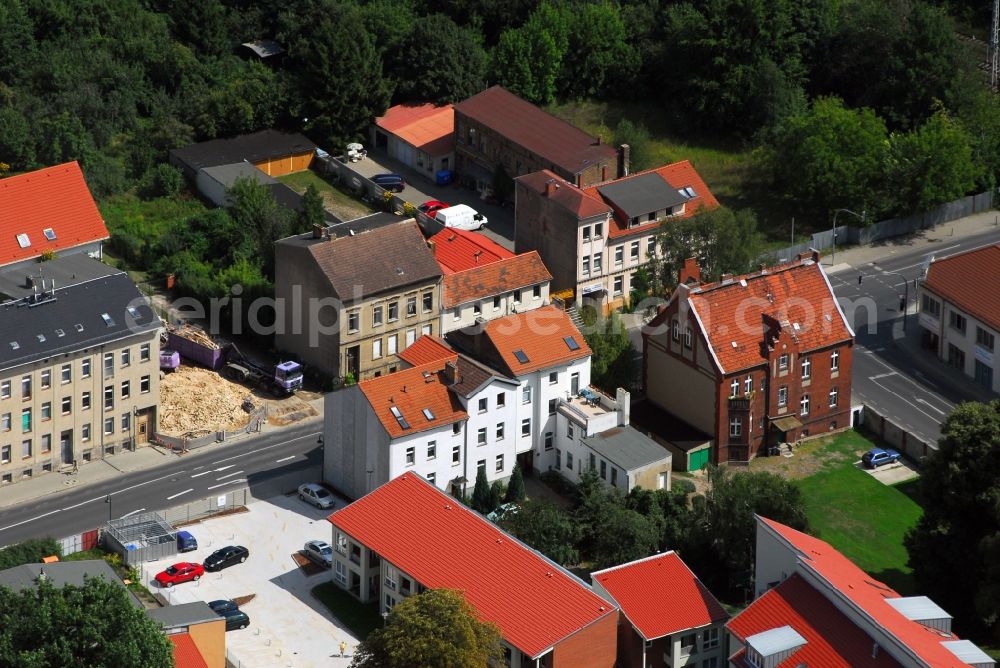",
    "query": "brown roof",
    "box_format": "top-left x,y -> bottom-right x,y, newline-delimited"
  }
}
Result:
308,220 -> 441,300
923,243 -> 1000,331
516,170 -> 612,219
442,251 -> 552,308
456,87 -> 618,176
449,355 -> 514,397
357,360 -> 468,439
